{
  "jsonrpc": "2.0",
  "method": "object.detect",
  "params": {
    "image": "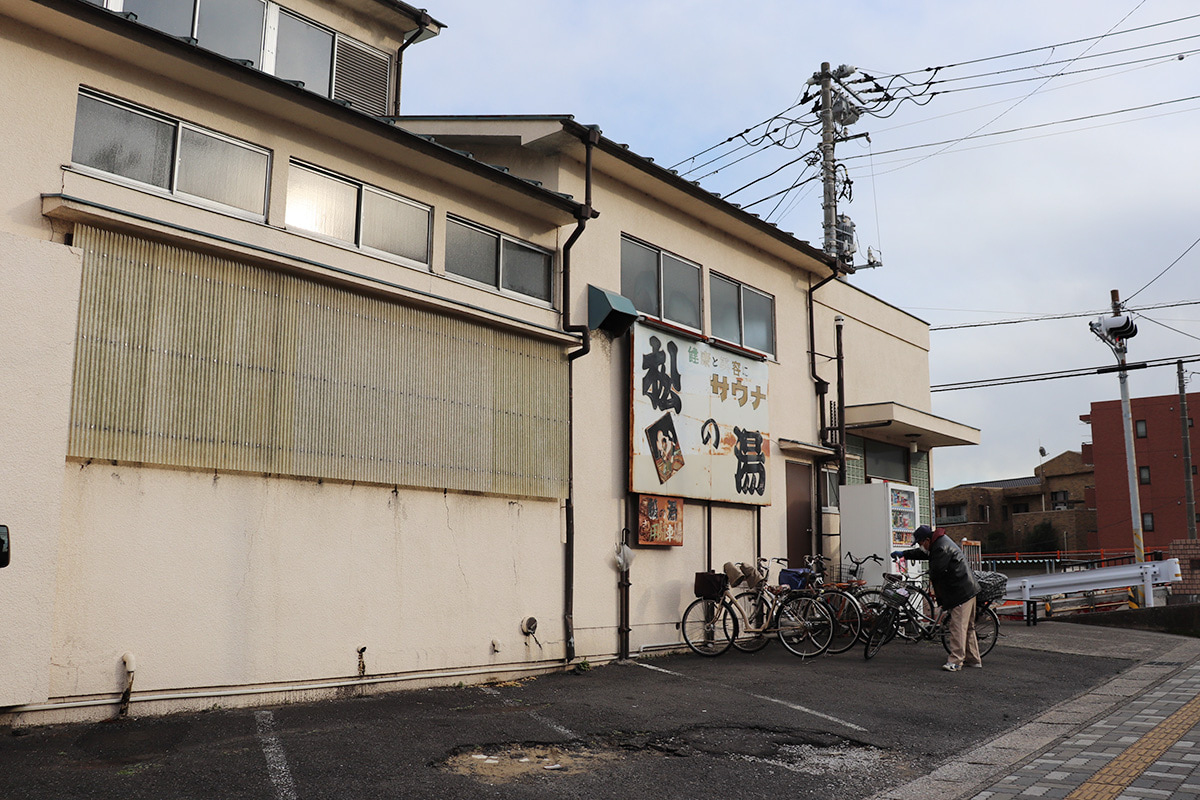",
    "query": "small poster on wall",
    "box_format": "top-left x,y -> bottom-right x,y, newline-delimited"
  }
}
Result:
637,495 -> 684,546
